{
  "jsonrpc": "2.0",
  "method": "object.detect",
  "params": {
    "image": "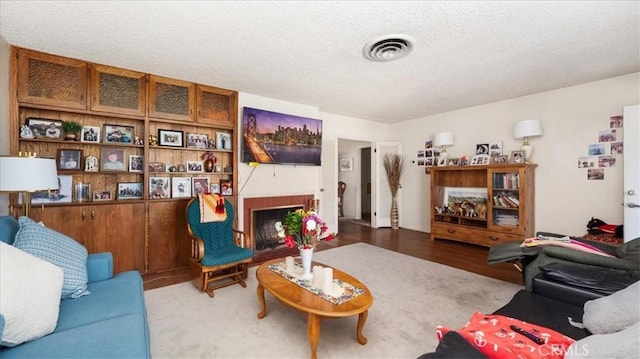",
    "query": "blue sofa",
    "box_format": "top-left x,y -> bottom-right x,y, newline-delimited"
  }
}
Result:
0,216 -> 151,358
